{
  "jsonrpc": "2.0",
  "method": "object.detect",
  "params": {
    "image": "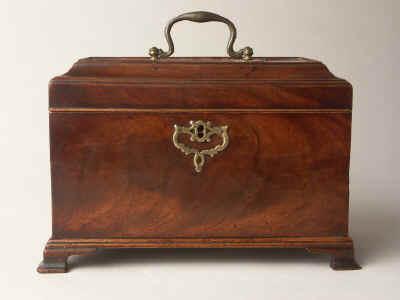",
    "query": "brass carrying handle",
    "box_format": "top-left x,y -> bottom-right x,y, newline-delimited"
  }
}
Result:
149,11 -> 253,60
